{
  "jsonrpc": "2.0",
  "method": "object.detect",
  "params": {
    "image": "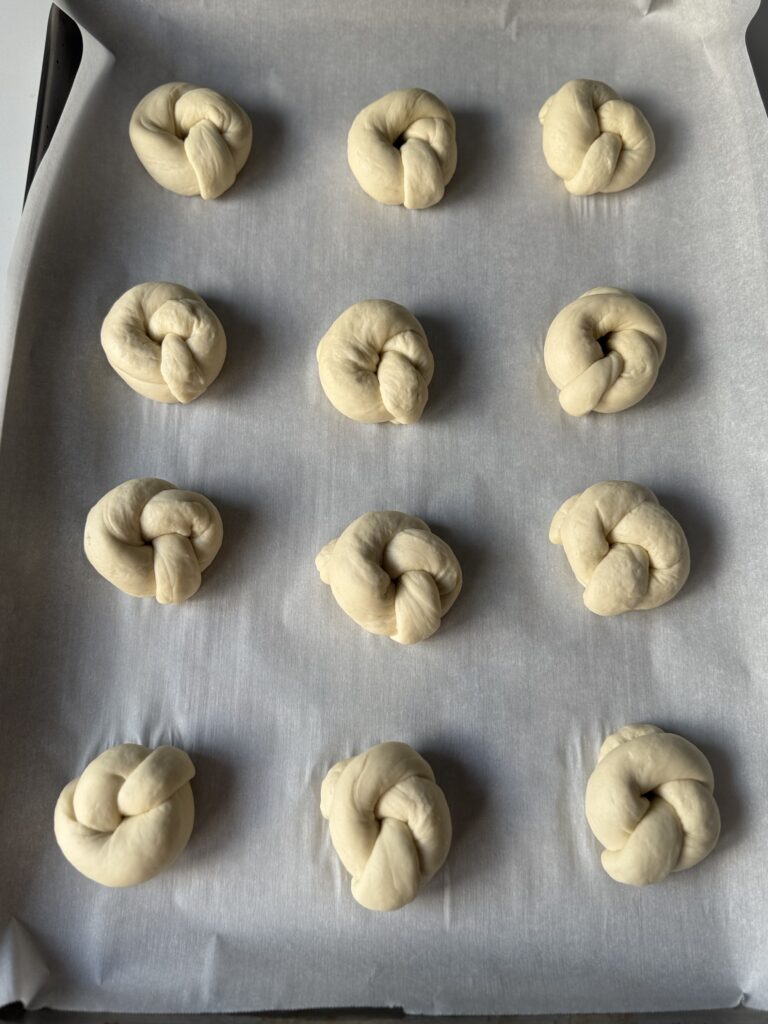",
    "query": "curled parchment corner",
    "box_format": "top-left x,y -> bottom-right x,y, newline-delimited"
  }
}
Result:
0,917 -> 50,1008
